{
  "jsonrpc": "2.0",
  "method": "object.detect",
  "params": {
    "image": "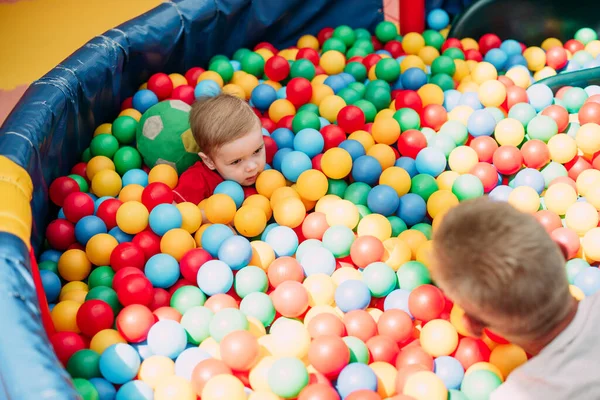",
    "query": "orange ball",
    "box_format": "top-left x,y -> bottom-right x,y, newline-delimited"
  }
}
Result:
268,99 -> 296,123
271,280 -> 309,317
160,228 -> 196,261
372,118 -> 401,145
302,212 -> 330,240
148,164 -> 178,189
205,193 -> 237,224
220,330 -> 260,371
256,170 -> 287,199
